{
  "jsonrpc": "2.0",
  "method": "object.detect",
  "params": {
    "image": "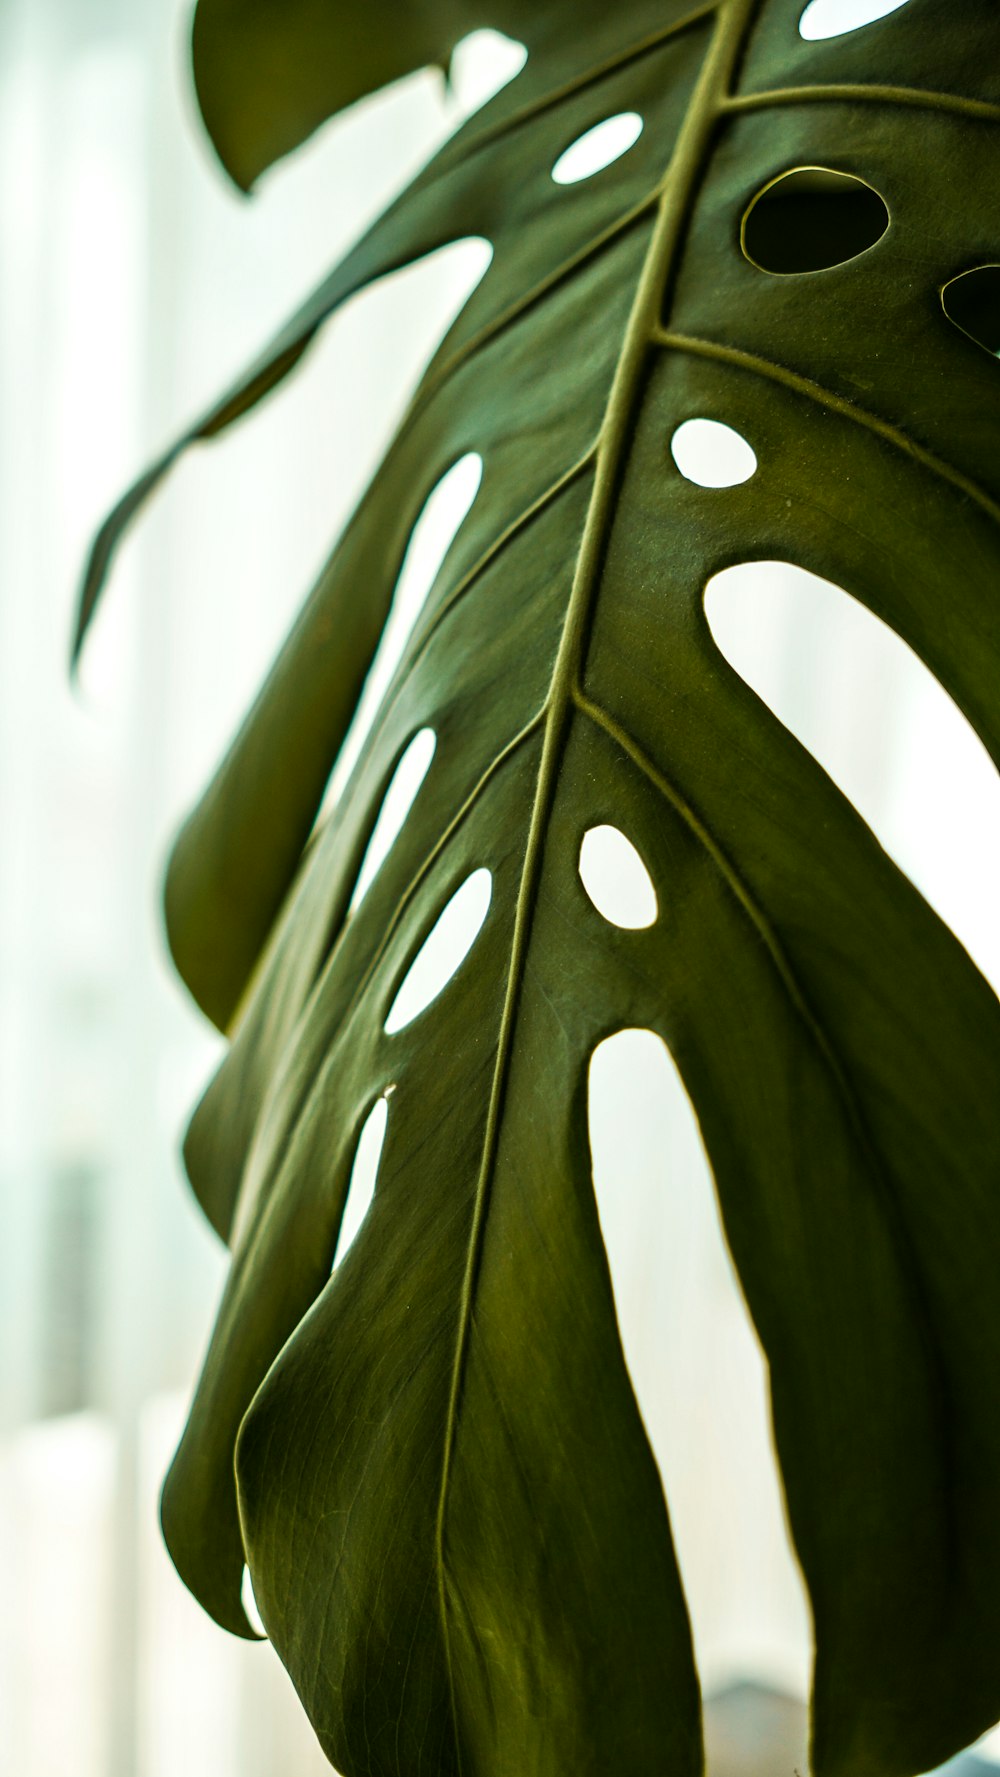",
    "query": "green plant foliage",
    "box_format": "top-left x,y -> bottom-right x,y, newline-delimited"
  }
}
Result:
77,2 -> 1000,1772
